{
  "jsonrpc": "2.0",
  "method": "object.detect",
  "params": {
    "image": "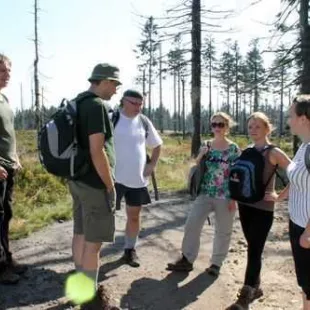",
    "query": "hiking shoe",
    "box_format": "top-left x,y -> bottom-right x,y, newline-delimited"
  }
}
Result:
80,284 -> 120,310
225,285 -> 254,310
206,264 -> 220,277
7,259 -> 28,275
166,255 -> 193,272
122,249 -> 140,268
251,287 -> 263,301
0,268 -> 20,284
